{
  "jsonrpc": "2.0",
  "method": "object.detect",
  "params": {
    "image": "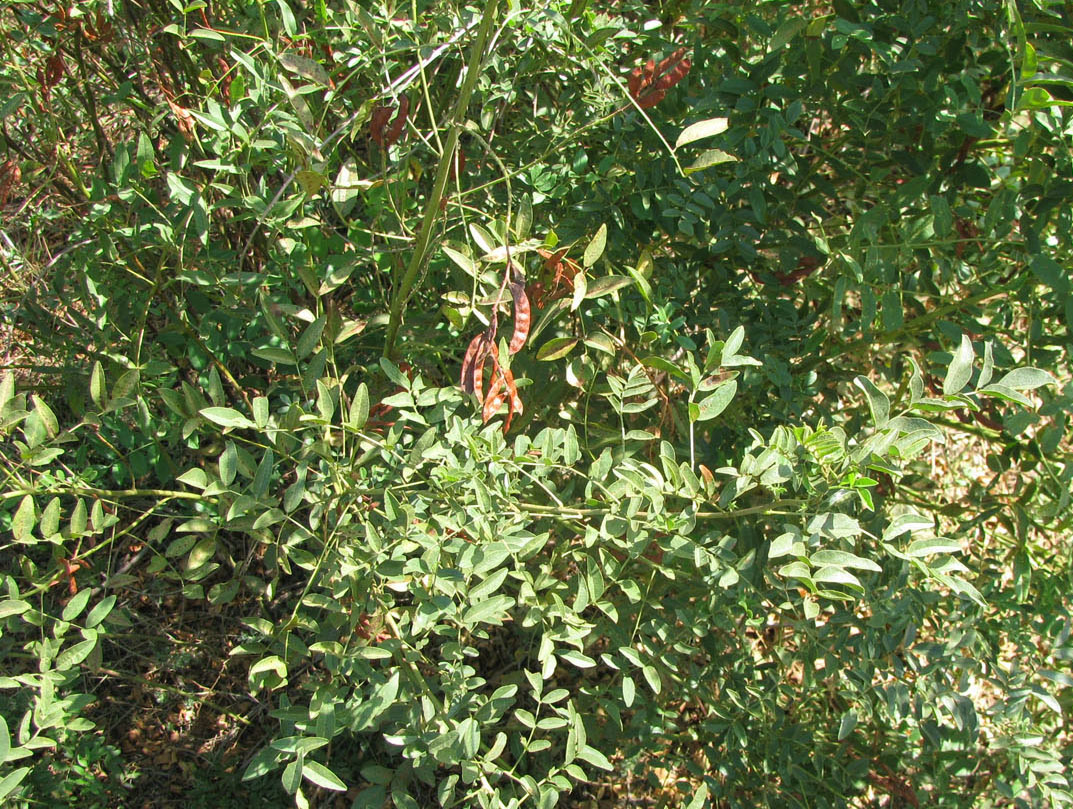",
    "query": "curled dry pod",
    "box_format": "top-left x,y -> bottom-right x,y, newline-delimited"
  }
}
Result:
482,367 -> 505,423
628,58 -> 656,100
506,367 -> 523,424
508,264 -> 531,354
484,364 -> 522,432
540,247 -> 567,273
526,281 -> 547,310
